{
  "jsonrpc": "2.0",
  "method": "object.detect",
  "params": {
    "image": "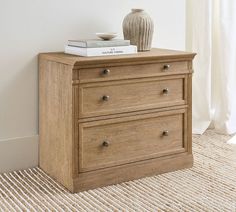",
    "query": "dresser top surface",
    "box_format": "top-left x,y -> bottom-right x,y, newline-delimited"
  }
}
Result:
39,48 -> 196,66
